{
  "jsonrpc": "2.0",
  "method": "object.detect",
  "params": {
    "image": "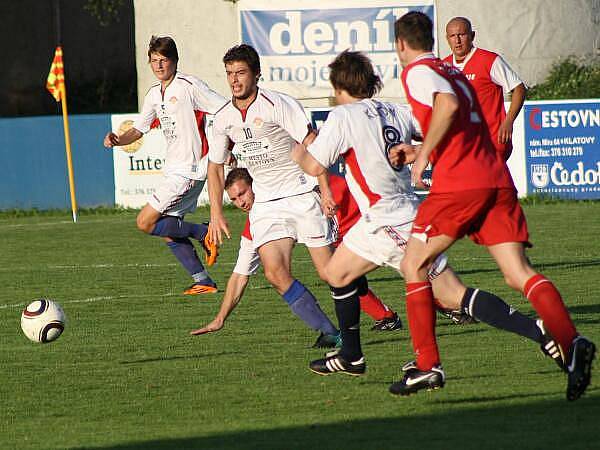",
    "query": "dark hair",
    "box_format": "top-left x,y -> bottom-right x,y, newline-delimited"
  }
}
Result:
148,35 -> 179,64
328,50 -> 382,99
394,12 -> 434,51
225,167 -> 253,190
223,44 -> 261,77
